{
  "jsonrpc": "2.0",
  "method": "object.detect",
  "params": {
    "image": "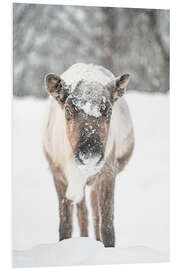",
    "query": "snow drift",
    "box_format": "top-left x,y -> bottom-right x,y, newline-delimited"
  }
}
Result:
13,238 -> 168,267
